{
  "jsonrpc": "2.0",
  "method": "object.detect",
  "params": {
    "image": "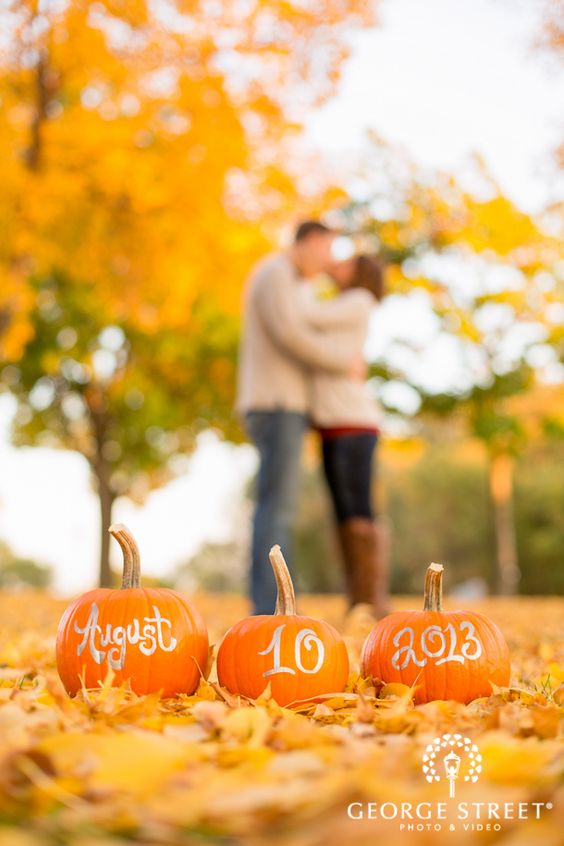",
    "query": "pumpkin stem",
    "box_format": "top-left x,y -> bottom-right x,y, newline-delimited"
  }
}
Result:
109,523 -> 141,589
423,562 -> 443,611
269,545 -> 296,615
